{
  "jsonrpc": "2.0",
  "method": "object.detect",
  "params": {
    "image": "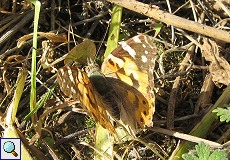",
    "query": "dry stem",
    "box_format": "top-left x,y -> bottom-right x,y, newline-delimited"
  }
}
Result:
106,0 -> 230,43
